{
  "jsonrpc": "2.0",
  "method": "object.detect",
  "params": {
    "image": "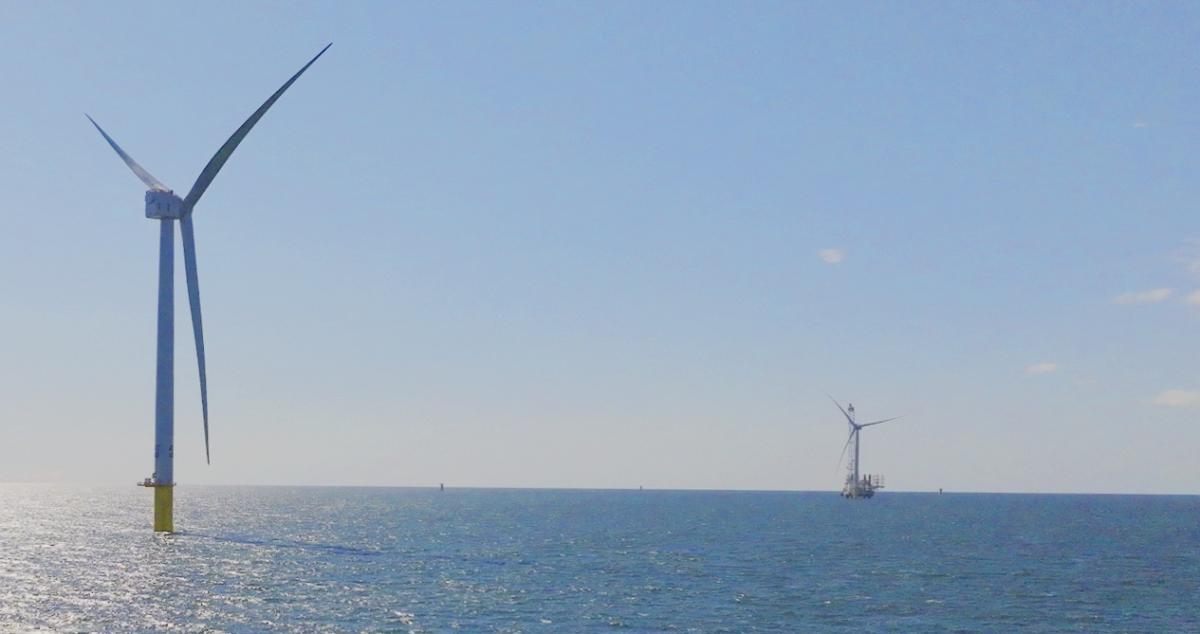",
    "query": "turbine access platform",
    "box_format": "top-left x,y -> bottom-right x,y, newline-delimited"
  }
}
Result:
843,473 -> 885,498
